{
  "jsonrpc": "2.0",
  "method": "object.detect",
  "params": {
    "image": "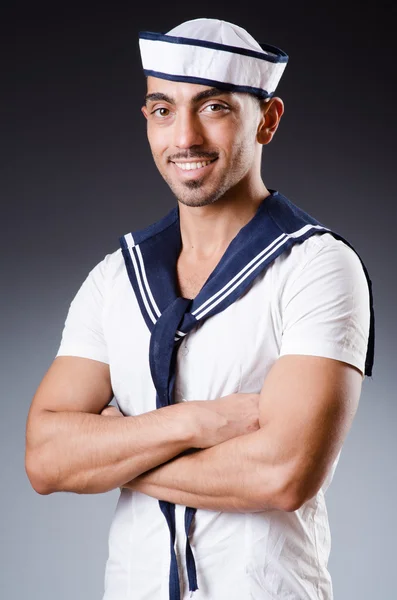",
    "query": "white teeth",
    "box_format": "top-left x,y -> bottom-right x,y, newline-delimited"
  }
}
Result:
174,160 -> 212,171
